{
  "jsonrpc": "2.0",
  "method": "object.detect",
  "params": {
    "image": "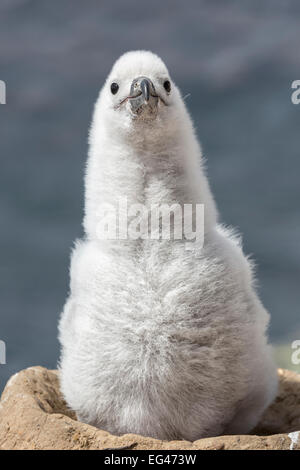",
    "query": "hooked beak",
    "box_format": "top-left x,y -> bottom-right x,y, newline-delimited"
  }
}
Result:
129,76 -> 158,114
140,78 -> 150,102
